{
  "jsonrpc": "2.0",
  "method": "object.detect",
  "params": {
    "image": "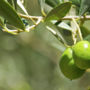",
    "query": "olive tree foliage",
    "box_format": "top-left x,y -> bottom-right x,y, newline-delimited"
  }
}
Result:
0,0 -> 90,90
0,0 -> 90,49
